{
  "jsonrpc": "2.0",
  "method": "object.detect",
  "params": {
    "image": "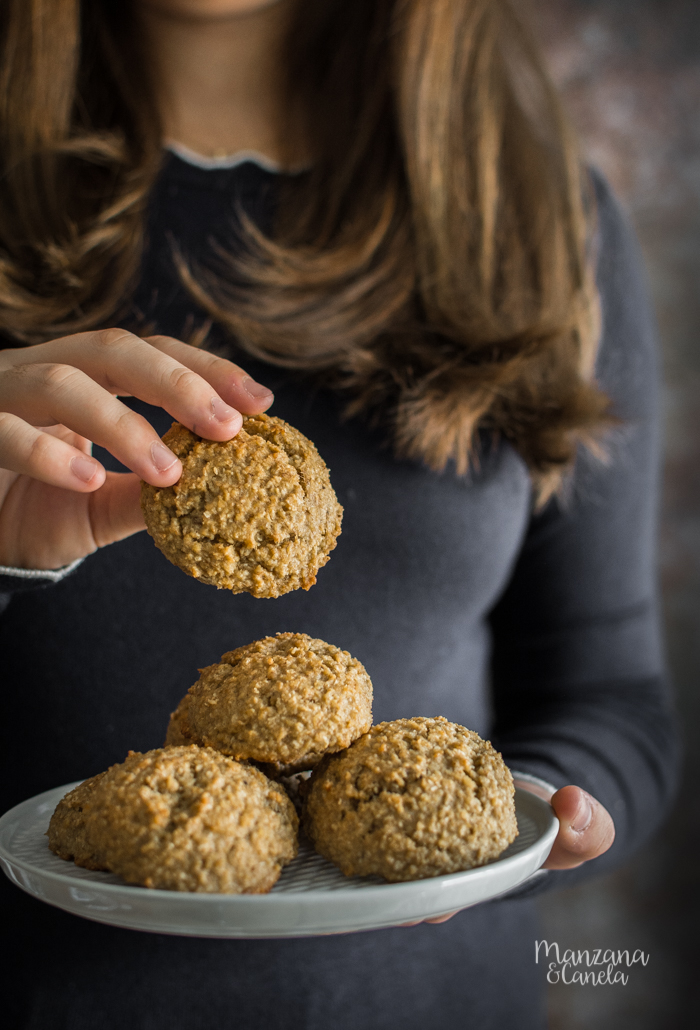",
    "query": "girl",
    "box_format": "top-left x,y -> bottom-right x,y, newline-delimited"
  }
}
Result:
0,2 -> 678,1027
